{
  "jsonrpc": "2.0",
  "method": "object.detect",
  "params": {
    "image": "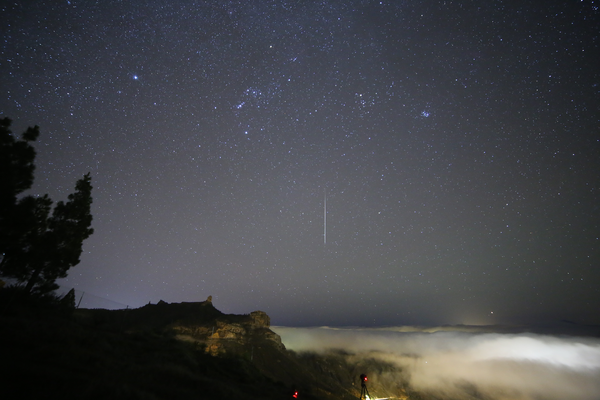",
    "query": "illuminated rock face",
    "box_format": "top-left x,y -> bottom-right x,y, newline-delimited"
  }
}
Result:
250,310 -> 270,327
108,298 -> 284,356
199,311 -> 283,355
167,303 -> 283,356
212,320 -> 245,339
